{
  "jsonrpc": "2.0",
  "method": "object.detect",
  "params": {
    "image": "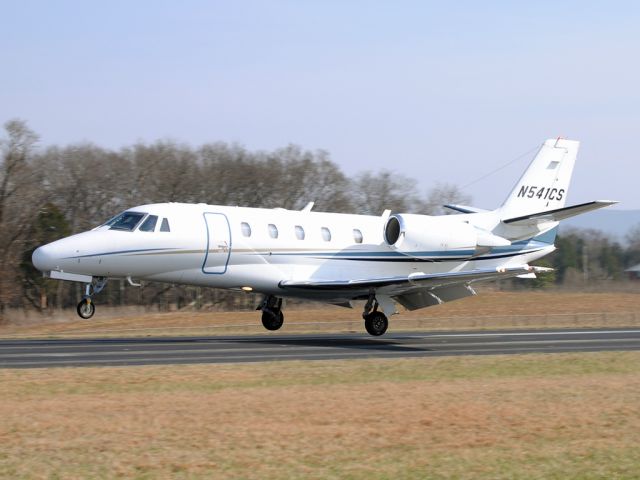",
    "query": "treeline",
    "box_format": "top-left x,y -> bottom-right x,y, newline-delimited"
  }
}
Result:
547,227 -> 640,286
1,119 -> 638,318
0,119 -> 470,316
